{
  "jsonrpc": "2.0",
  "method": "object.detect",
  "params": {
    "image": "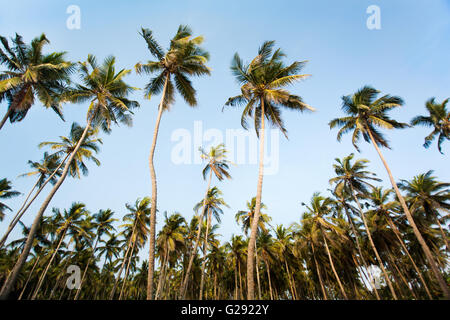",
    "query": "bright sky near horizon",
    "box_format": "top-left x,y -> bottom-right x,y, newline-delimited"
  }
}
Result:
1,0 -> 449,260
